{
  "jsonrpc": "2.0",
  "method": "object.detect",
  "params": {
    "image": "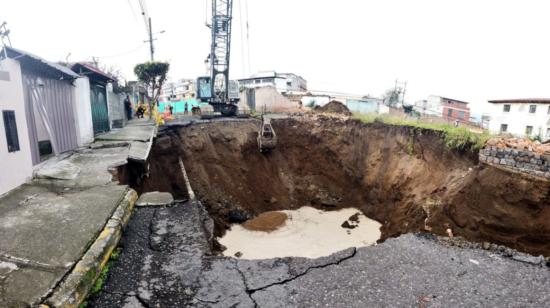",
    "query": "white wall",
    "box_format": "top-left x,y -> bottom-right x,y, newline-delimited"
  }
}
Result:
488,103 -> 550,140
0,59 -> 34,195
73,76 -> 94,146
